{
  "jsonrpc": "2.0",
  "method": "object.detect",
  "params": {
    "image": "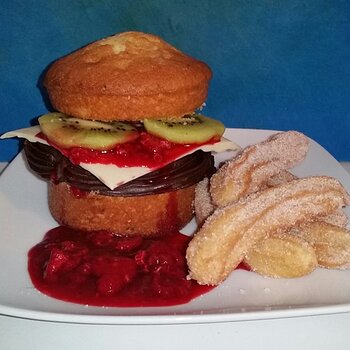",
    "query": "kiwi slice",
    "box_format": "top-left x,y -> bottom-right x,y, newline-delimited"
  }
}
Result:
143,114 -> 225,144
38,112 -> 139,150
